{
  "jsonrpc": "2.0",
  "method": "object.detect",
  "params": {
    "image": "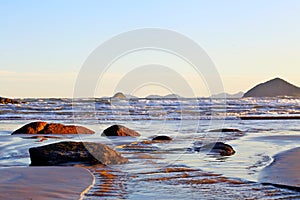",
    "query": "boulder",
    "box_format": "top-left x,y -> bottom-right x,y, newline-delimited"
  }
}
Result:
101,125 -> 140,137
29,141 -> 128,166
152,135 -> 172,141
11,121 -> 95,135
0,97 -> 19,104
189,142 -> 235,156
